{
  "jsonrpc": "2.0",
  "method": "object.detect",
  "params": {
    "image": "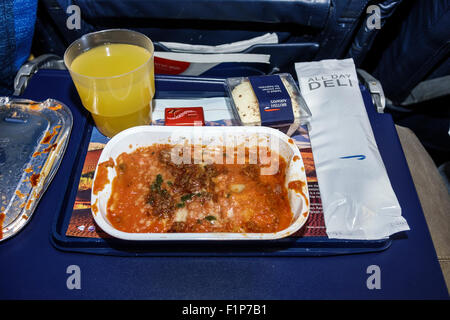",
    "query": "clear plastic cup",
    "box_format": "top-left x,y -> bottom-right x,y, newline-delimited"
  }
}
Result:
64,29 -> 155,137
